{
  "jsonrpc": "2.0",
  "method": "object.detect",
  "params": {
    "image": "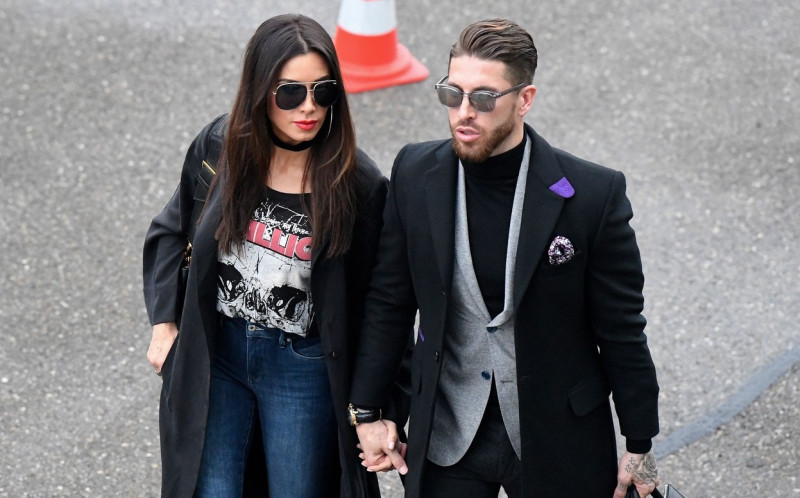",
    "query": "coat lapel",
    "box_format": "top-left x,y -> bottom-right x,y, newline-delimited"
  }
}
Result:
513,126 -> 569,310
425,146 -> 459,293
192,178 -> 223,326
310,231 -> 329,271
